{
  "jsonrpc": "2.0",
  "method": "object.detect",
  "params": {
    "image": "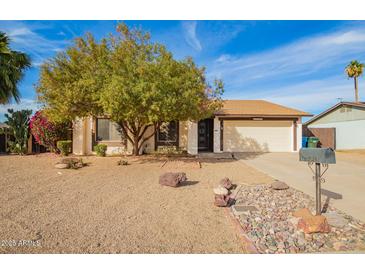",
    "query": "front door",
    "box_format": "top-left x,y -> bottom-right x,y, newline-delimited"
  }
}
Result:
198,119 -> 213,152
